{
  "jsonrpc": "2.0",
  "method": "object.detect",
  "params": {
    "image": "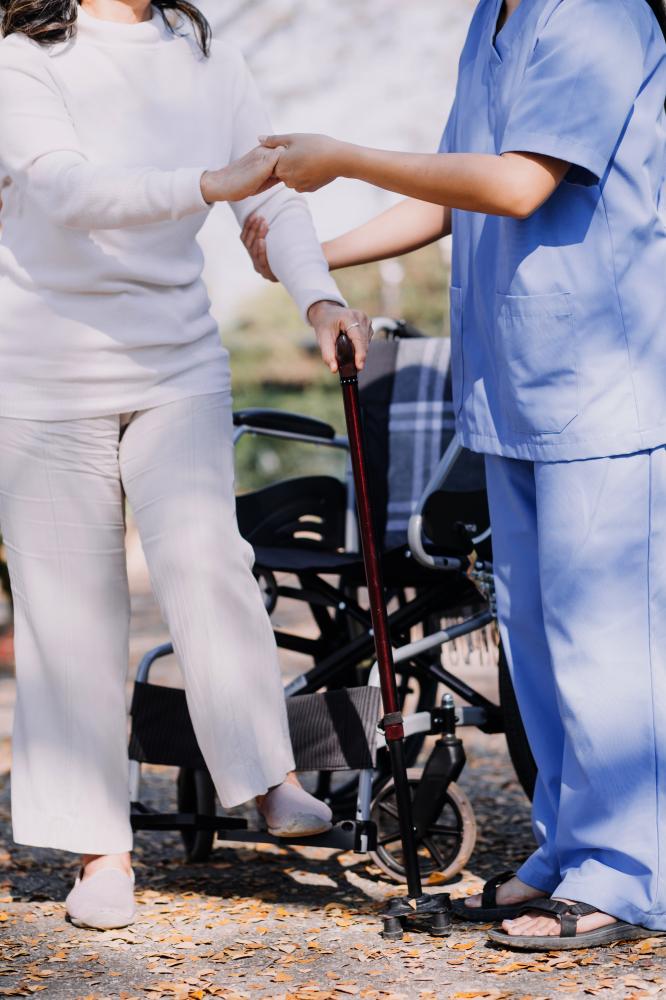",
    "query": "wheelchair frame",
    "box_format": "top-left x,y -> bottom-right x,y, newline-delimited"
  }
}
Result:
231,381 -> 501,733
